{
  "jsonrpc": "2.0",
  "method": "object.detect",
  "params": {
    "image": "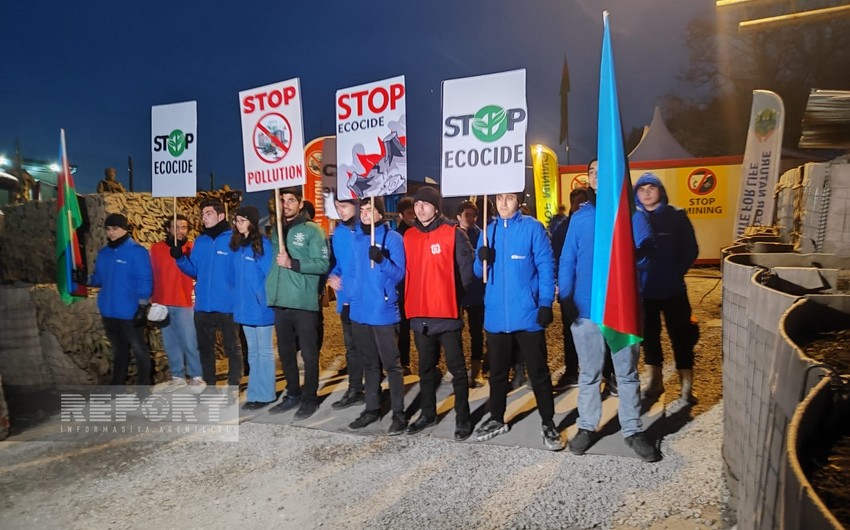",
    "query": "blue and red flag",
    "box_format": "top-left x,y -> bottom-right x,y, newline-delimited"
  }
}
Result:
56,129 -> 87,304
590,12 -> 642,352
